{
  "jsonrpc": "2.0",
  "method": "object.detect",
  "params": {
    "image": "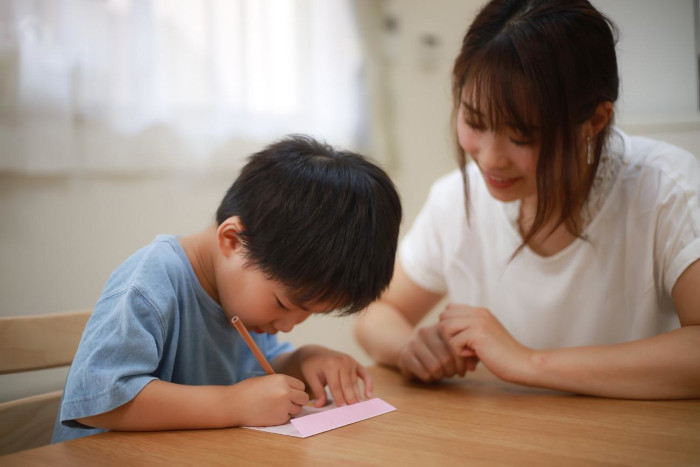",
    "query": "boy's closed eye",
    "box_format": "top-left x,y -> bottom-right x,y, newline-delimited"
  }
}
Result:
275,297 -> 289,310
